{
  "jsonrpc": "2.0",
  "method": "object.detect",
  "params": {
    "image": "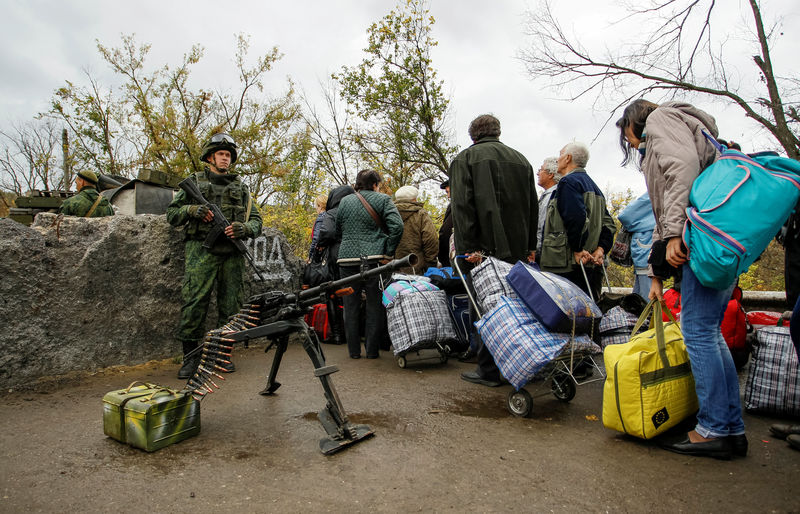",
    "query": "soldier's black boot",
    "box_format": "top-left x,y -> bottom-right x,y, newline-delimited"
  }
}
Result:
177,341 -> 201,379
